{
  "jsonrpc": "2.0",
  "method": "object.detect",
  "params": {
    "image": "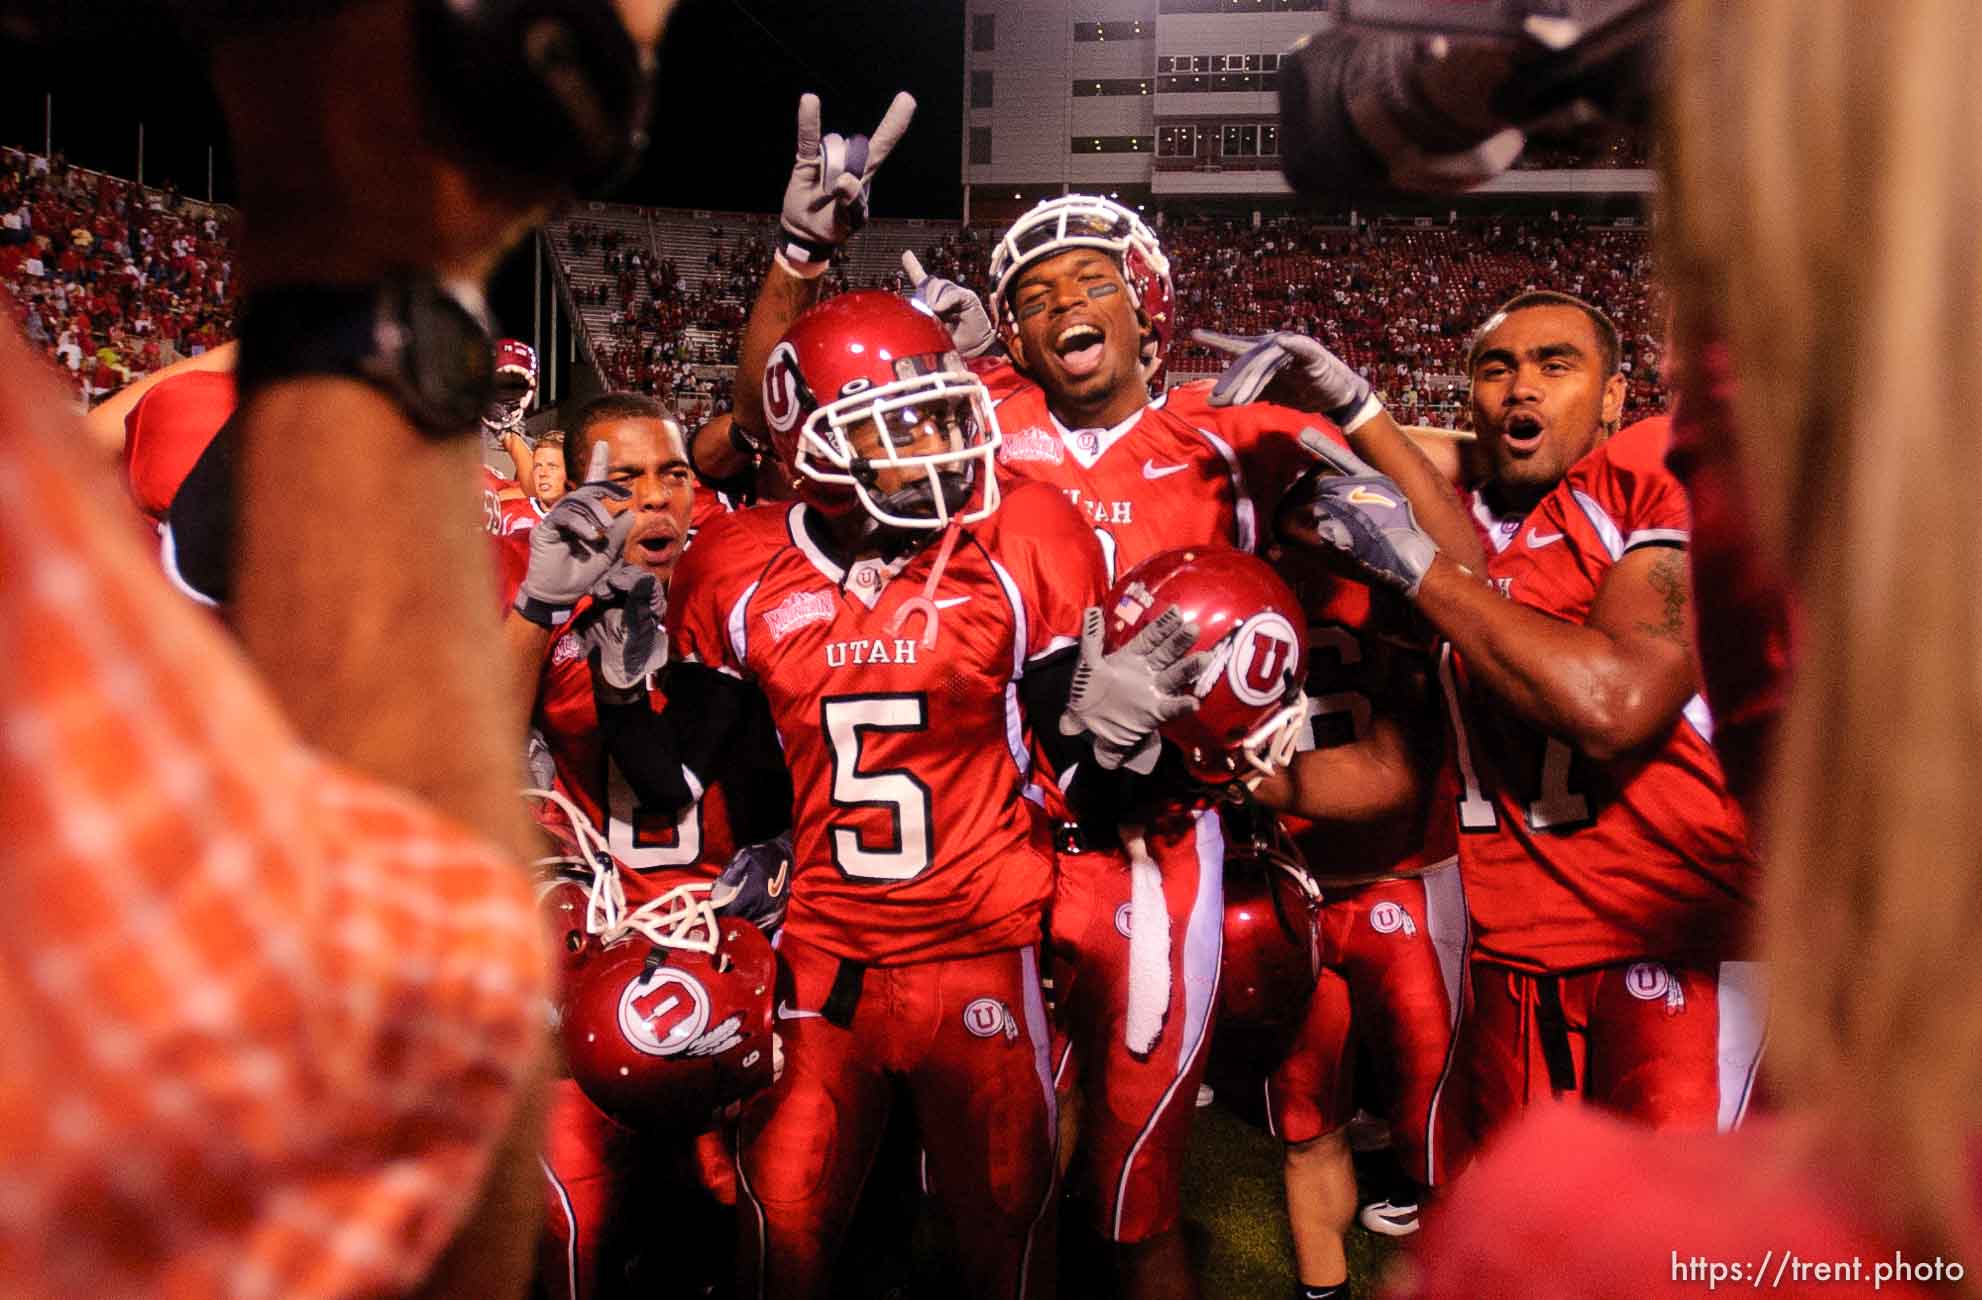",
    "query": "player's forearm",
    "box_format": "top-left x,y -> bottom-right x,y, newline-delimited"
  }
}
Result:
234,378 -> 532,857
1253,721 -> 1422,823
501,610 -> 554,718
501,430 -> 532,481
1348,407 -> 1487,572
689,412 -> 753,486
1413,554 -> 1680,761
731,258 -> 825,439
